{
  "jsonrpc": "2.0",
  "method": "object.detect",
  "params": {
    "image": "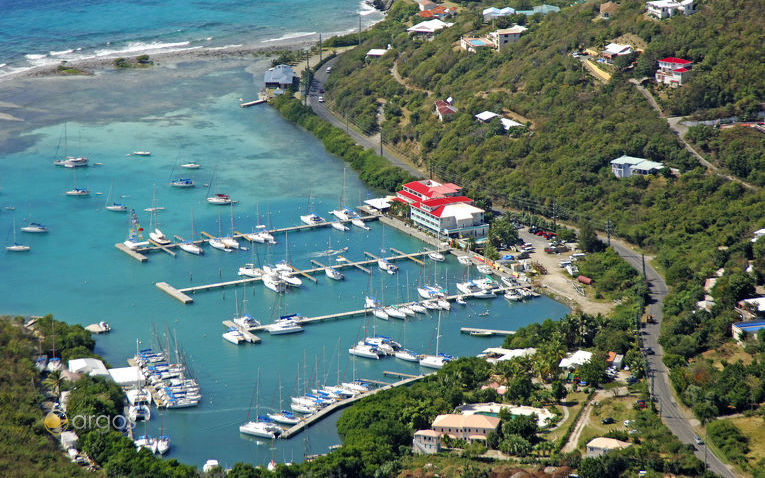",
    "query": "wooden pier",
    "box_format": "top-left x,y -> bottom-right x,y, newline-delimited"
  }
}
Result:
221,321 -> 261,343
460,327 -> 516,336
115,243 -> 148,262
240,99 -> 266,107
156,282 -> 194,304
382,370 -> 421,379
389,247 -> 425,265
279,374 -> 431,439
149,239 -> 176,257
